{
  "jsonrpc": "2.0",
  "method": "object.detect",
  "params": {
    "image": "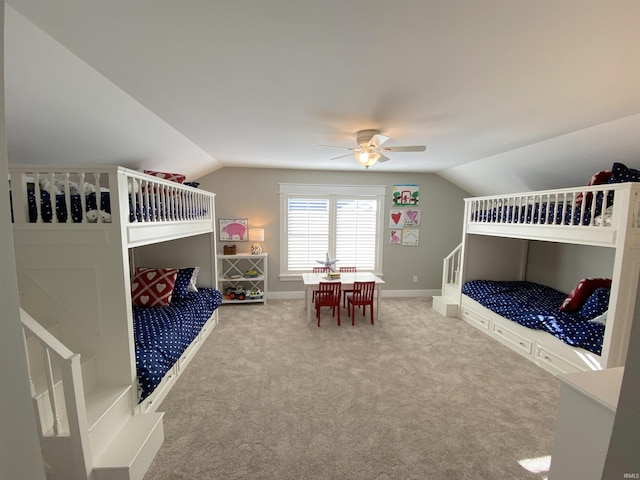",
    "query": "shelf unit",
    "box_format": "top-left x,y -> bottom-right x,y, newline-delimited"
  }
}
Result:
217,253 -> 268,304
